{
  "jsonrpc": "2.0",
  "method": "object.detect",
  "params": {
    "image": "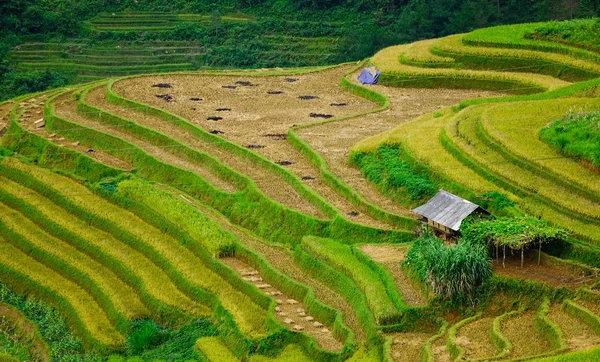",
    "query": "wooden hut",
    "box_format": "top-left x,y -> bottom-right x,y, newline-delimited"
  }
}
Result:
413,190 -> 489,241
